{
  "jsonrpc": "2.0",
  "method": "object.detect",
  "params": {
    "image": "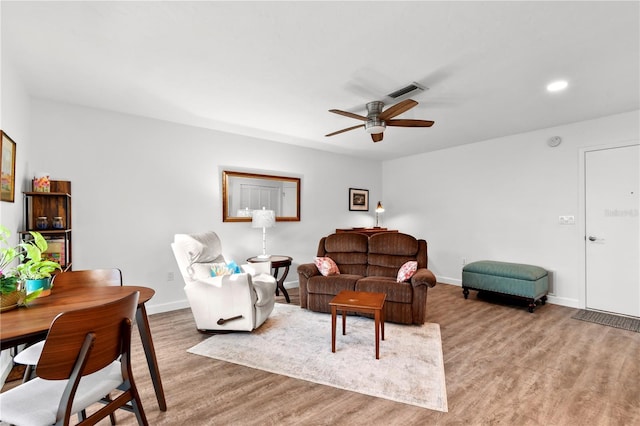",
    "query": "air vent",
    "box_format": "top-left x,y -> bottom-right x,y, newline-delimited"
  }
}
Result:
387,82 -> 426,99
